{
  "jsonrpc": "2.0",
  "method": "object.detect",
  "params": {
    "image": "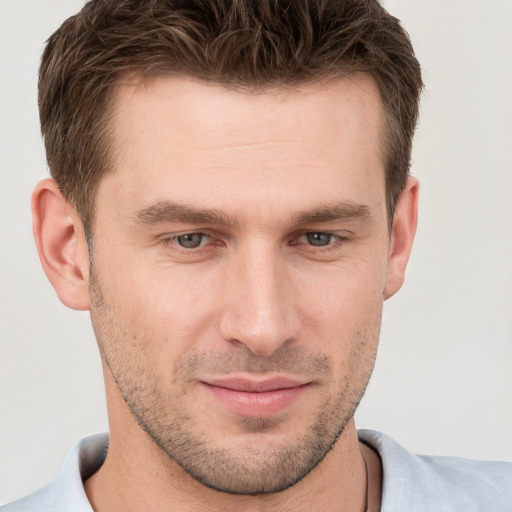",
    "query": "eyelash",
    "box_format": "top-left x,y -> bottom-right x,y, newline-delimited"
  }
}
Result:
293,232 -> 349,252
161,233 -> 215,253
161,231 -> 349,253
